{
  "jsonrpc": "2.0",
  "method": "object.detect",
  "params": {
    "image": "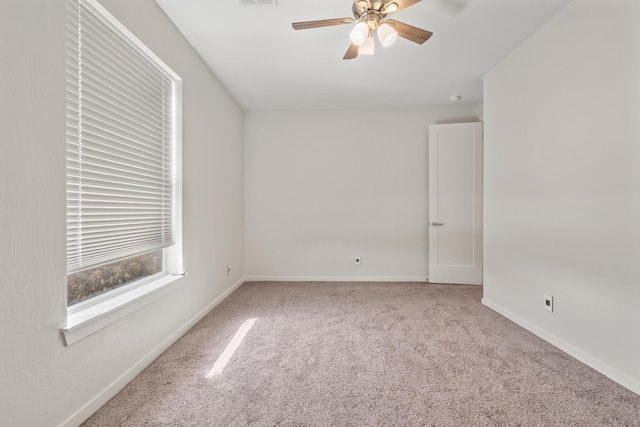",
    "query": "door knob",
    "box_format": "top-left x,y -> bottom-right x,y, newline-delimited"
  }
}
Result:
430,222 -> 446,226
